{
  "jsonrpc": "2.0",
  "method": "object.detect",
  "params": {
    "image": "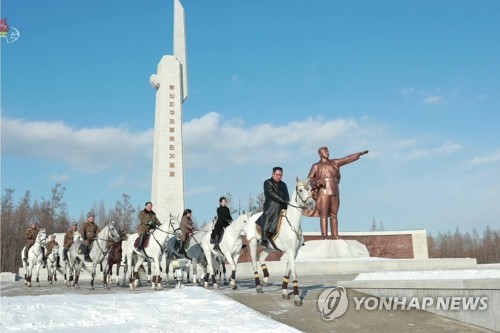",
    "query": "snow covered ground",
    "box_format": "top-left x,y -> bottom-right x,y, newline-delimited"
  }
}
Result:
0,287 -> 300,333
